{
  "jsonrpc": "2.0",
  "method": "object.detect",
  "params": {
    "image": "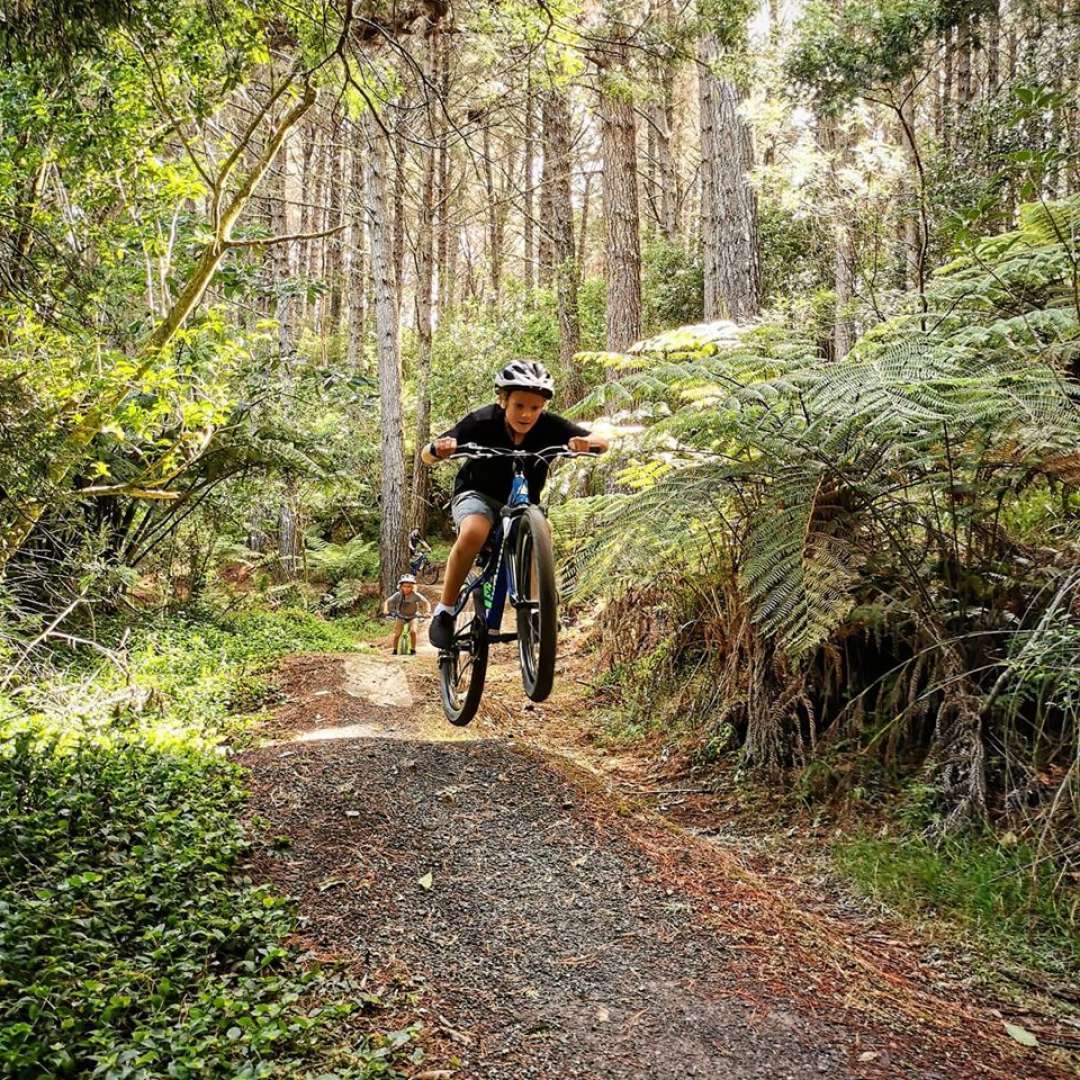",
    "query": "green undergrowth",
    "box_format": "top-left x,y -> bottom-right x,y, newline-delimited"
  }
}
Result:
835,824 -> 1080,978
0,605 -> 417,1078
